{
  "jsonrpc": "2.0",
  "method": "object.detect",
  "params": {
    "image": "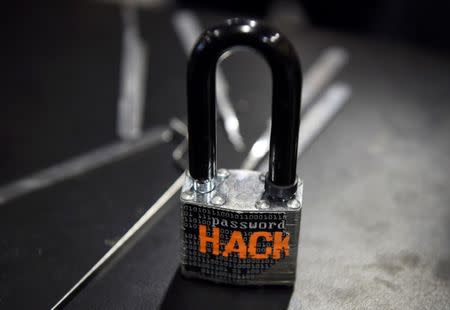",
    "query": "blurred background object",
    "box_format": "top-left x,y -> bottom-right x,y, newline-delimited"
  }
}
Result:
177,0 -> 450,49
